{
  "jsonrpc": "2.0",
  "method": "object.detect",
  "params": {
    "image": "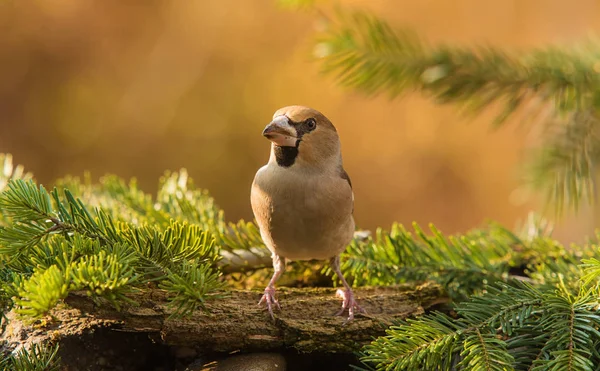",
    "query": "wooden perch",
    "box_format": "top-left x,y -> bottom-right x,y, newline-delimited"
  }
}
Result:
2,282 -> 446,358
